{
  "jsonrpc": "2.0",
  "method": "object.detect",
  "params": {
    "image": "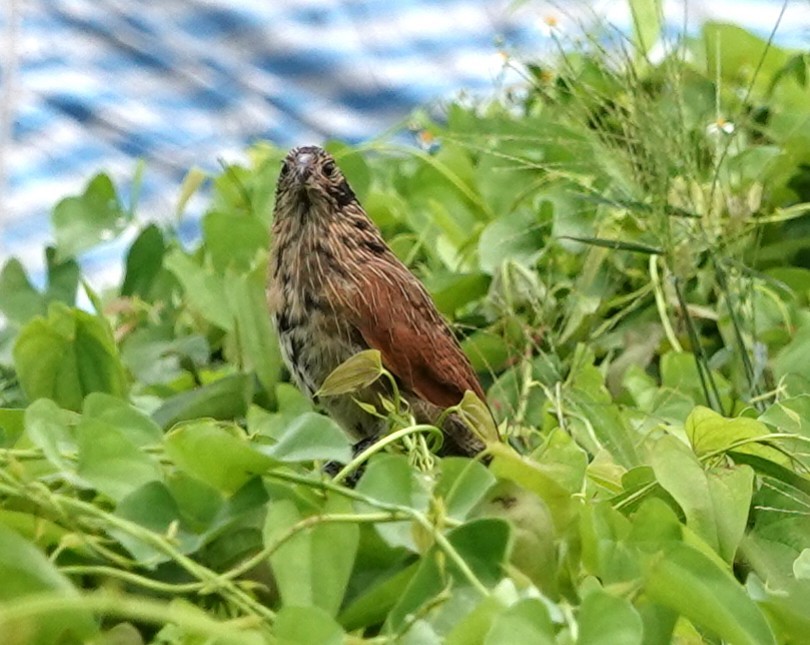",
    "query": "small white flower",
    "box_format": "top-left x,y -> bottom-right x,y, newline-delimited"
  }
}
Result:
415,129 -> 440,153
538,14 -> 561,38
707,117 -> 735,136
